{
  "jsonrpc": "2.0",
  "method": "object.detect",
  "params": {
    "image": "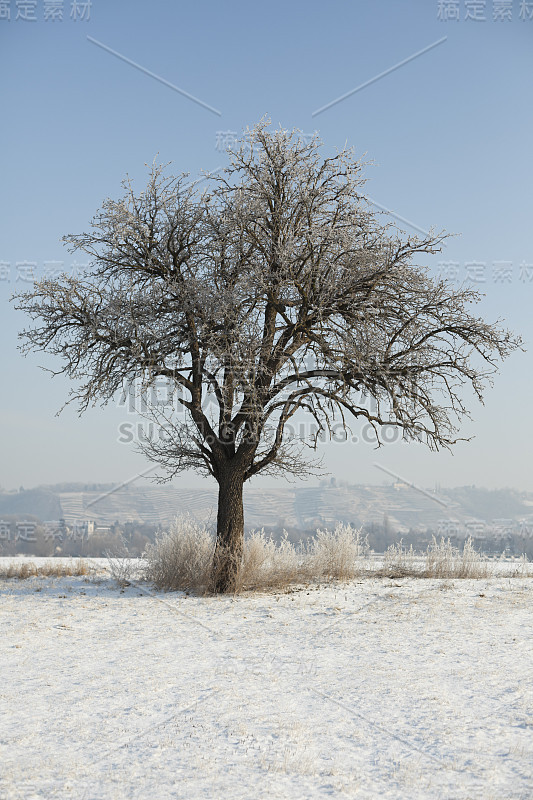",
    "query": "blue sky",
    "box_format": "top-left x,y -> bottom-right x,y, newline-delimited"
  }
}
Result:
1,0 -> 532,492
